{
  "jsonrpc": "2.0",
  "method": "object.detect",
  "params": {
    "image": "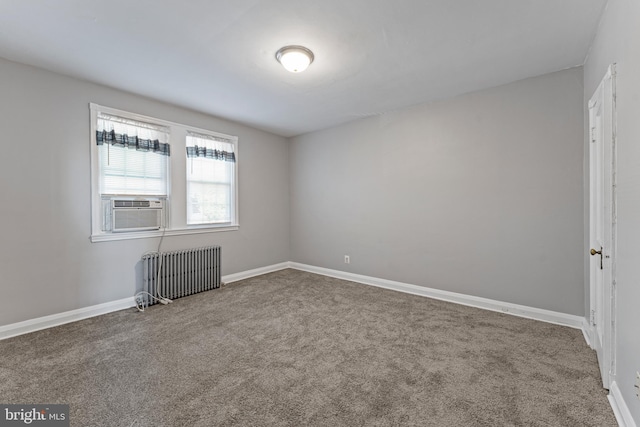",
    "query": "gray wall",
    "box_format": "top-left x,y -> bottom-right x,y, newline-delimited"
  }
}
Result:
290,67 -> 585,315
0,57 -> 290,326
584,0 -> 640,421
